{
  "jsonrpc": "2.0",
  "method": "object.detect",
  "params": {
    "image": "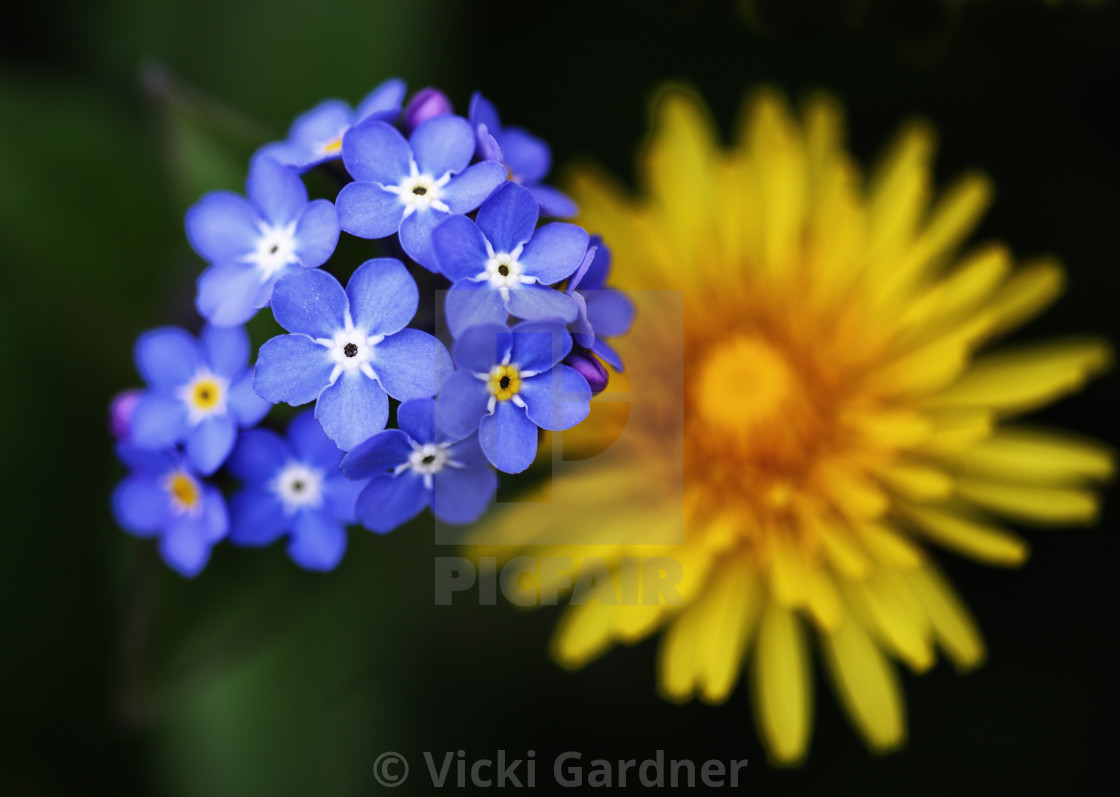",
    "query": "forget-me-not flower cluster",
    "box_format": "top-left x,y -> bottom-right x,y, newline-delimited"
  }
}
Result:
110,79 -> 634,577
